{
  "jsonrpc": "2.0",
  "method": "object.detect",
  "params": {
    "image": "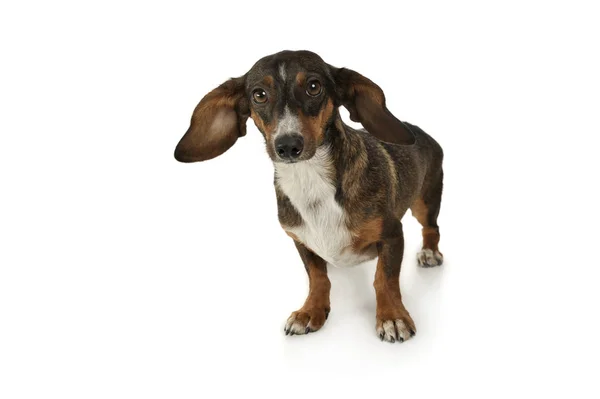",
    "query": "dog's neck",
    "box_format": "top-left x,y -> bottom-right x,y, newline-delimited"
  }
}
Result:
321,109 -> 356,152
323,110 -> 368,169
